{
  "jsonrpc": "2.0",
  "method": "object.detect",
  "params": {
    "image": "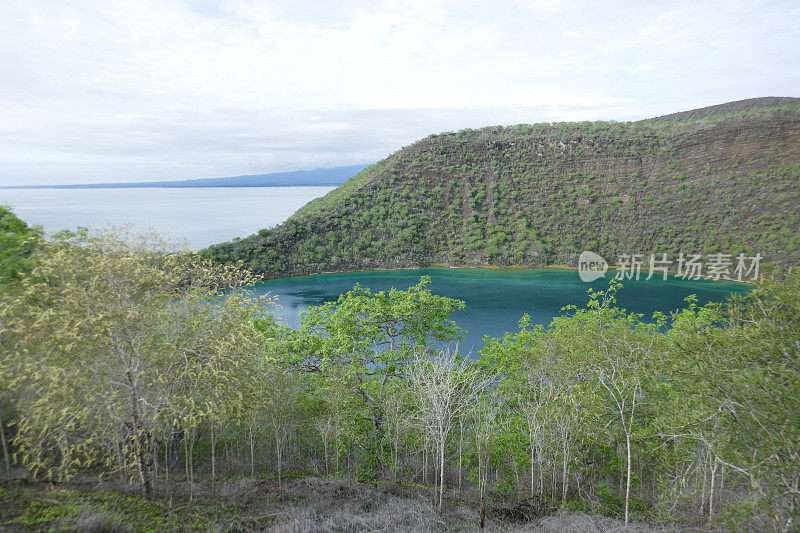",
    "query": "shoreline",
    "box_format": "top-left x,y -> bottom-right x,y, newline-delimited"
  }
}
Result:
257,263 -> 755,286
